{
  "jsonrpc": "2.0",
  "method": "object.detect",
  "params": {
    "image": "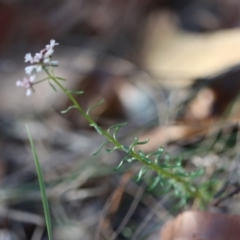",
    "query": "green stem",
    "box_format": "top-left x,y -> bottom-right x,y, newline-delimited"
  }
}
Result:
45,69 -> 207,203
33,77 -> 50,85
